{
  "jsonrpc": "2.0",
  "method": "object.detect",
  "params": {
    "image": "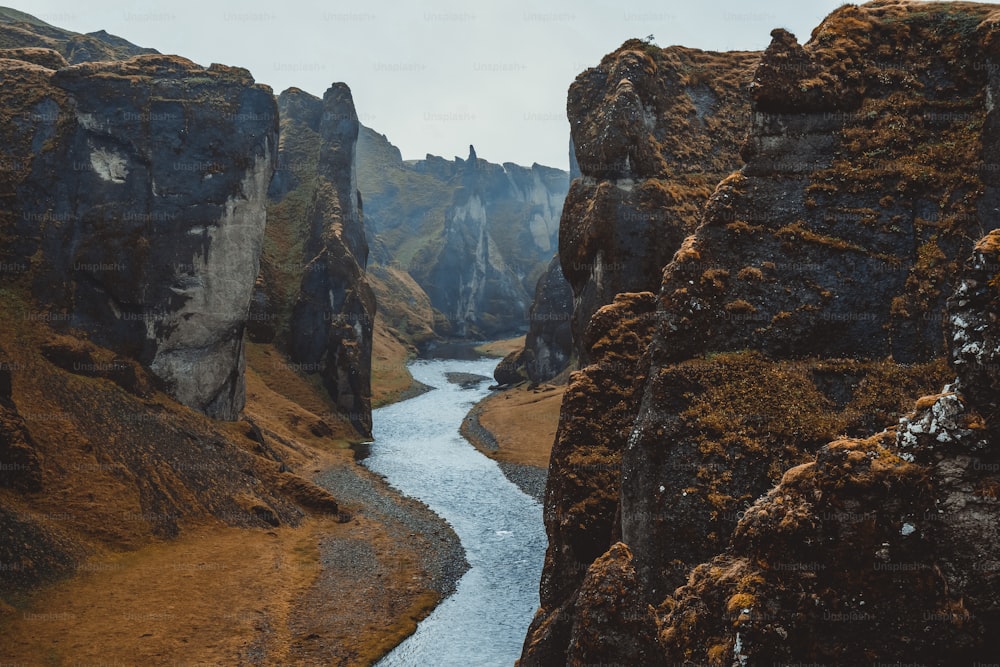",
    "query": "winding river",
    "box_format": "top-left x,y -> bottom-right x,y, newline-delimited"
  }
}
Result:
365,358 -> 546,667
